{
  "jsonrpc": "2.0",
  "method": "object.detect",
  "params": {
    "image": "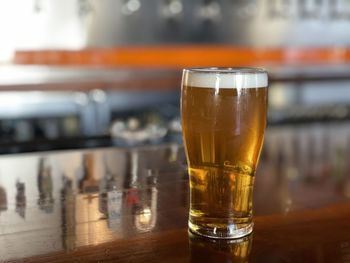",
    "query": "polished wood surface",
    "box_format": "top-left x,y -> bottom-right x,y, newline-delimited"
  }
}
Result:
1,123 -> 350,262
